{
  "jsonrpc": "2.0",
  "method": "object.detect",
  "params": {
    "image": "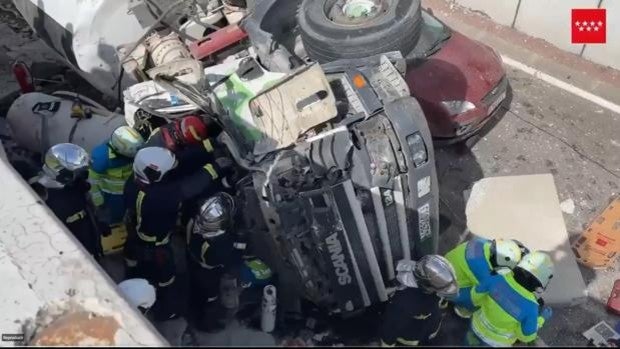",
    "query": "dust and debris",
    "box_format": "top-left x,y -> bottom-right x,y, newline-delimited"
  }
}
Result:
560,199 -> 576,215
